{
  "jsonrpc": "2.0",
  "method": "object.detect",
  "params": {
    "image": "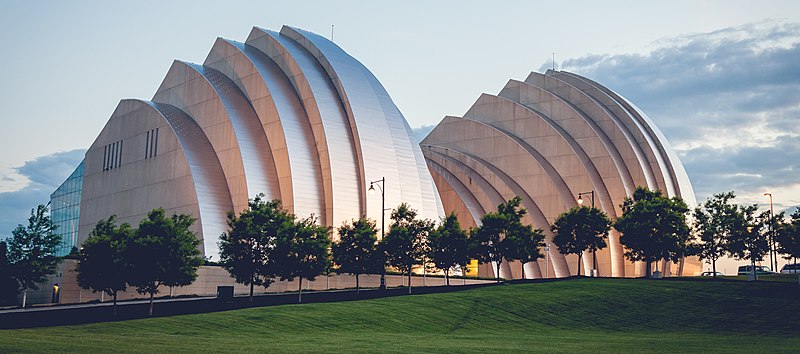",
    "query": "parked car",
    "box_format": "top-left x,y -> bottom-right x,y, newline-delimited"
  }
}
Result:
780,263 -> 800,274
700,271 -> 725,277
737,265 -> 776,276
